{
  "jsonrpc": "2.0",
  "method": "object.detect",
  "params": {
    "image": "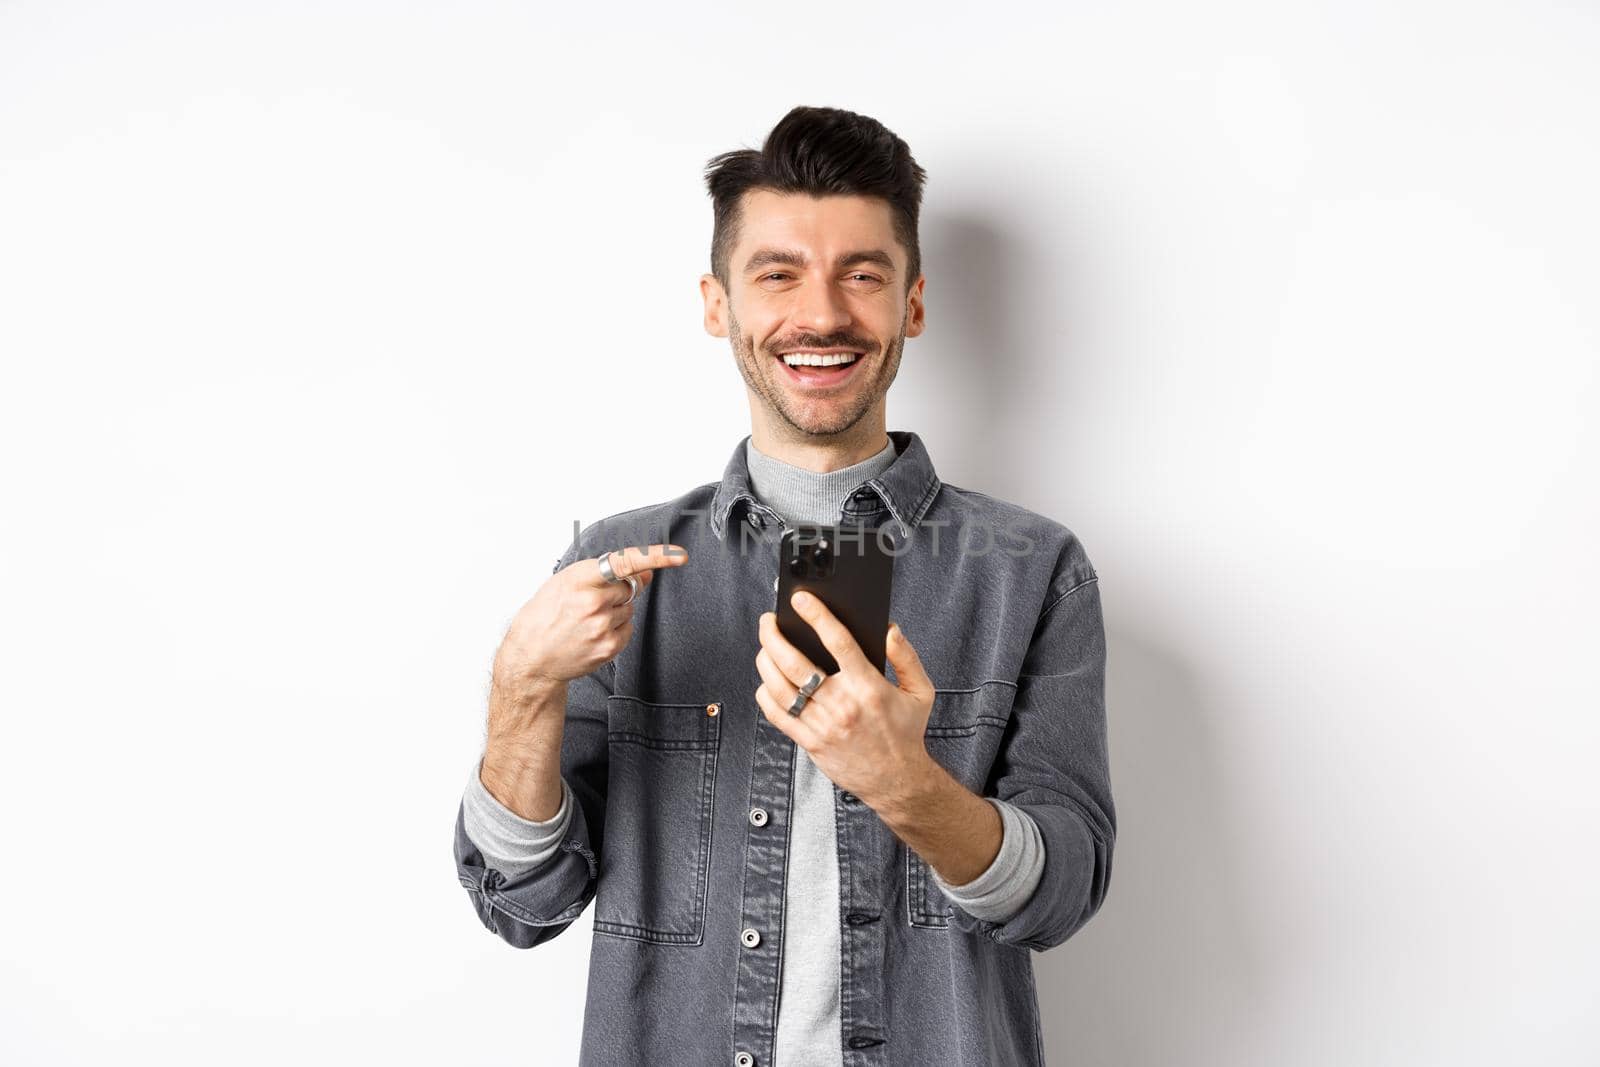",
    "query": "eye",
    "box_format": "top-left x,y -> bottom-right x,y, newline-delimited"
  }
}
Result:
761,272 -> 793,282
